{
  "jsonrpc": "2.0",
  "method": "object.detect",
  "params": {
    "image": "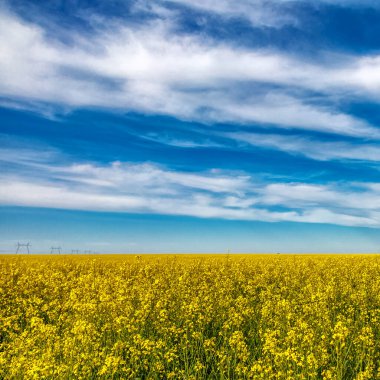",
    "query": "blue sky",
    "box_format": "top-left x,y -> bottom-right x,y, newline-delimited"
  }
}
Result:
1,0 -> 380,253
